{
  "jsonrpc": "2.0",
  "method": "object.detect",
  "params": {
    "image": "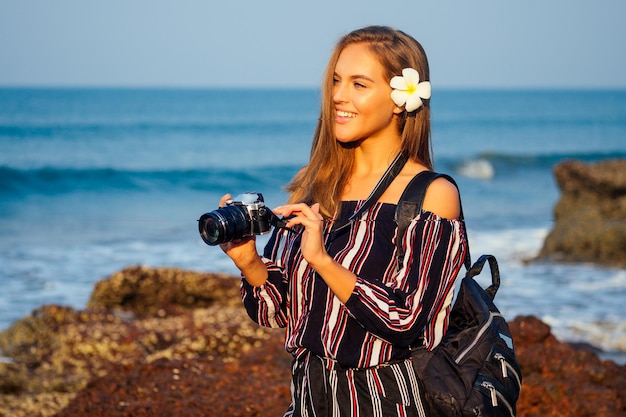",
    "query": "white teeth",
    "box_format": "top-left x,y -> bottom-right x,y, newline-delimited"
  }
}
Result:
337,110 -> 356,118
